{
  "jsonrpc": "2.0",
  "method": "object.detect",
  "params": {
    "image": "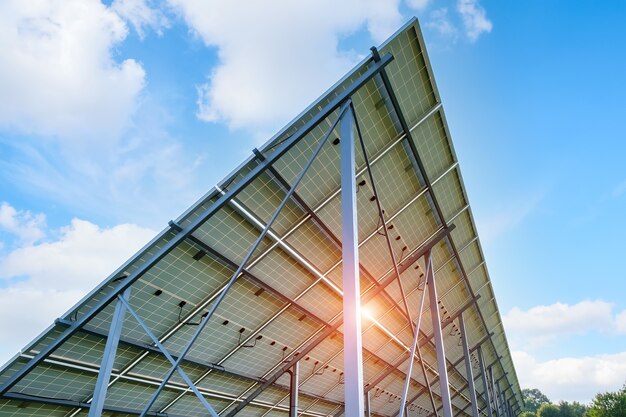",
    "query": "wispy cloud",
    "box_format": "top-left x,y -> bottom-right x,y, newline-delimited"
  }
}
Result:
513,350 -> 626,403
457,0 -> 492,42
476,189 -> 544,244
425,8 -> 458,39
406,0 -> 432,11
111,0 -> 170,39
504,300 -> 626,348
